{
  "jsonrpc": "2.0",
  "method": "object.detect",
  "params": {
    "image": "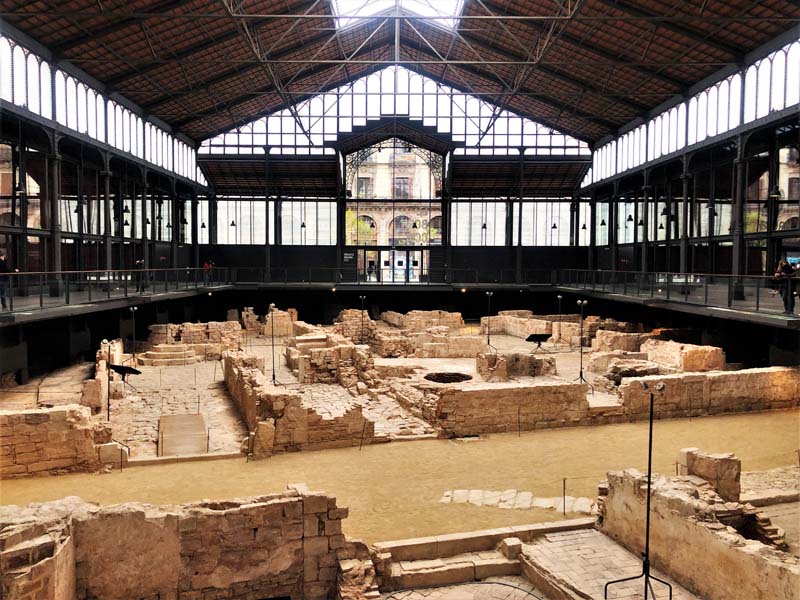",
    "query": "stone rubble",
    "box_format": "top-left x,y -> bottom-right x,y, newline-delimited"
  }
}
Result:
147,321 -> 243,359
